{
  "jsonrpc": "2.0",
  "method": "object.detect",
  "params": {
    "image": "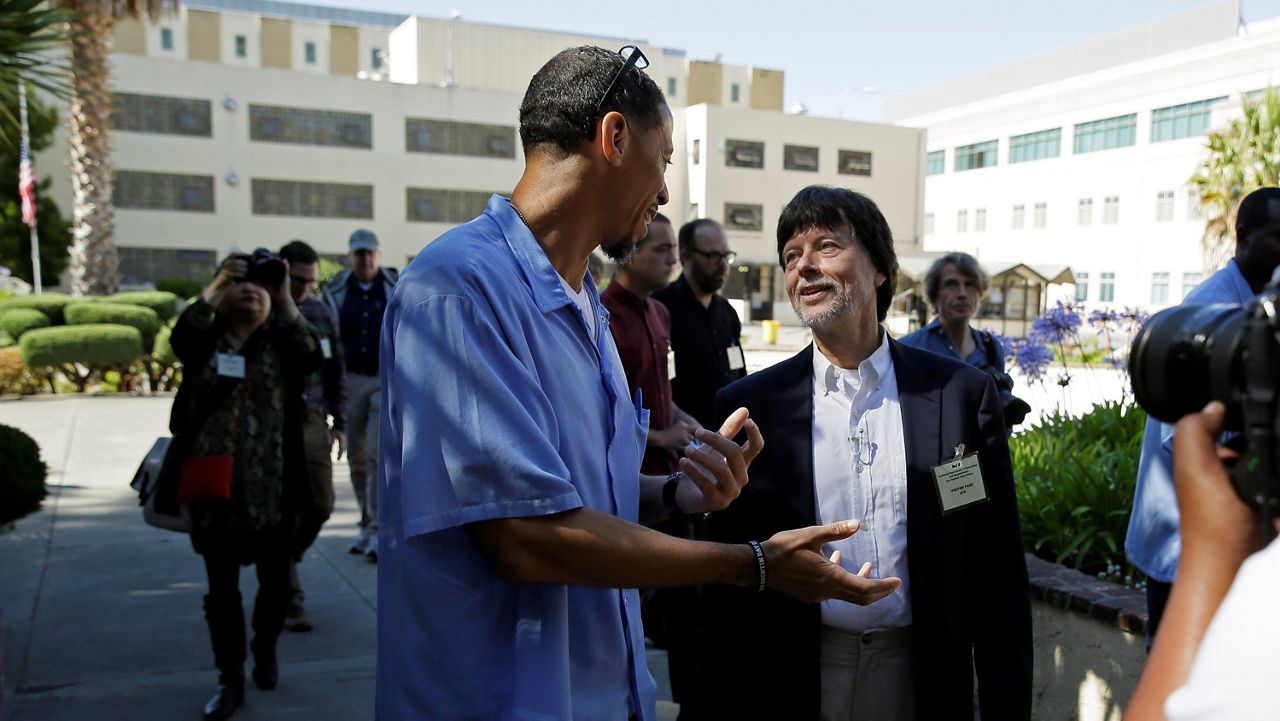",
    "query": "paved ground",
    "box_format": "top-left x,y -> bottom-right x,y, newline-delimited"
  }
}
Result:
0,396 -> 678,721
